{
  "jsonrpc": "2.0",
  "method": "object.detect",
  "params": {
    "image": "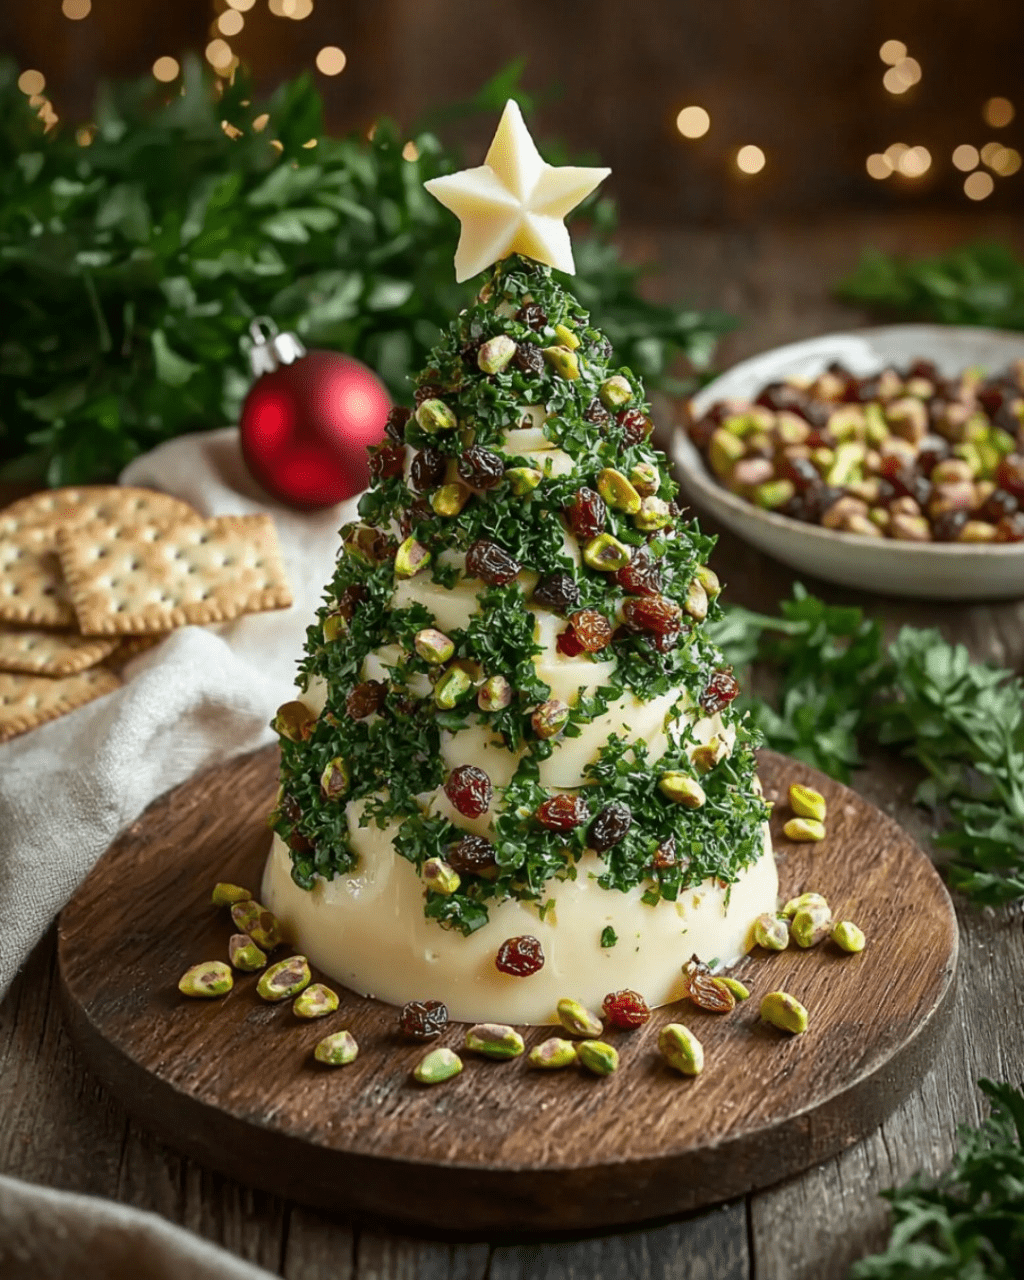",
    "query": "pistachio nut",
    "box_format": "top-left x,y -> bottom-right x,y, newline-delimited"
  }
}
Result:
230,900 -> 283,952
843,513 -> 884,538
658,1023 -> 704,1076
630,462 -> 660,496
634,496 -> 673,532
212,882 -> 252,908
477,335 -> 517,375
314,1029 -> 359,1066
754,478 -> 796,511
596,468 -> 642,515
528,1037 -> 578,1069
658,772 -> 706,808
827,441 -> 867,488
890,513 -> 931,542
532,698 -> 570,740
272,700 -> 315,743
542,346 -> 580,380
576,1039 -> 619,1077
465,1022 -> 525,1060
753,912 -> 789,951
477,674 -> 513,712
582,534 -> 632,571
791,903 -> 832,949
783,817 -> 826,842
695,564 -> 721,599
413,627 -> 455,665
294,983 -> 340,1019
775,411 -> 812,445
394,536 -> 431,579
556,997 -> 603,1039
431,481 -> 472,517
788,783 -> 827,823
708,428 -> 746,479
886,396 -> 928,443
256,954 -> 311,1003
228,933 -> 267,973
692,736 -> 728,775
552,322 -> 580,350
178,960 -> 234,998
598,375 -> 632,408
423,857 -> 461,897
717,976 -> 750,1001
343,524 -> 391,565
959,520 -> 998,543
319,756 -> 350,802
729,457 -> 775,495
832,920 -> 866,953
826,405 -> 866,442
416,398 -> 458,433
323,611 -> 347,642
760,990 -> 809,1035
506,466 -> 543,496
434,664 -> 473,709
864,401 -> 889,444
414,1046 -> 463,1085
